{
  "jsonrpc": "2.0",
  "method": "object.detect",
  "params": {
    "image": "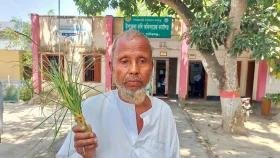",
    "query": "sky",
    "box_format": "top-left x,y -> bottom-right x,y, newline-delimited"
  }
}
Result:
0,0 -> 115,22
